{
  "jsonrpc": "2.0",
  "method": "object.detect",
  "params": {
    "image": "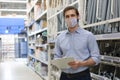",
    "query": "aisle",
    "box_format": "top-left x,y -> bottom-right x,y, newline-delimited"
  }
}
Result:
0,59 -> 42,80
